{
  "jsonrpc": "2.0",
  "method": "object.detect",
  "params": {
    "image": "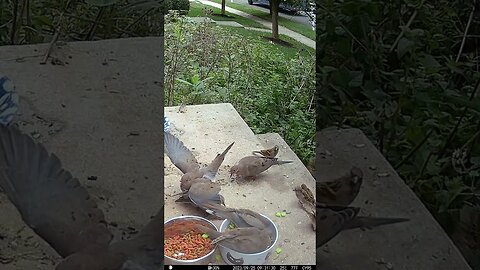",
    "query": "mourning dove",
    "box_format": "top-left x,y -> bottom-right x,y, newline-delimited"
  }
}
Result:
316,205 -> 409,248
175,177 -> 225,210
195,224 -> 272,254
230,156 -> 293,180
0,125 -> 163,270
252,145 -> 279,158
164,131 -> 234,191
317,166 -> 363,206
202,202 -> 272,231
293,184 -> 316,231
